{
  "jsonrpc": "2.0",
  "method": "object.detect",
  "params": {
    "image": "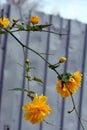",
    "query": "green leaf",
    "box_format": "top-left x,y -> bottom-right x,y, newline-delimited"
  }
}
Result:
8,88 -> 28,92
26,24 -> 52,31
37,24 -> 52,29
33,77 -> 44,83
25,75 -> 31,79
17,63 -> 24,68
0,31 -> 7,34
16,24 -> 25,30
25,66 -> 30,72
28,90 -> 35,94
26,25 -> 33,30
29,66 -> 36,70
62,73 -> 72,82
